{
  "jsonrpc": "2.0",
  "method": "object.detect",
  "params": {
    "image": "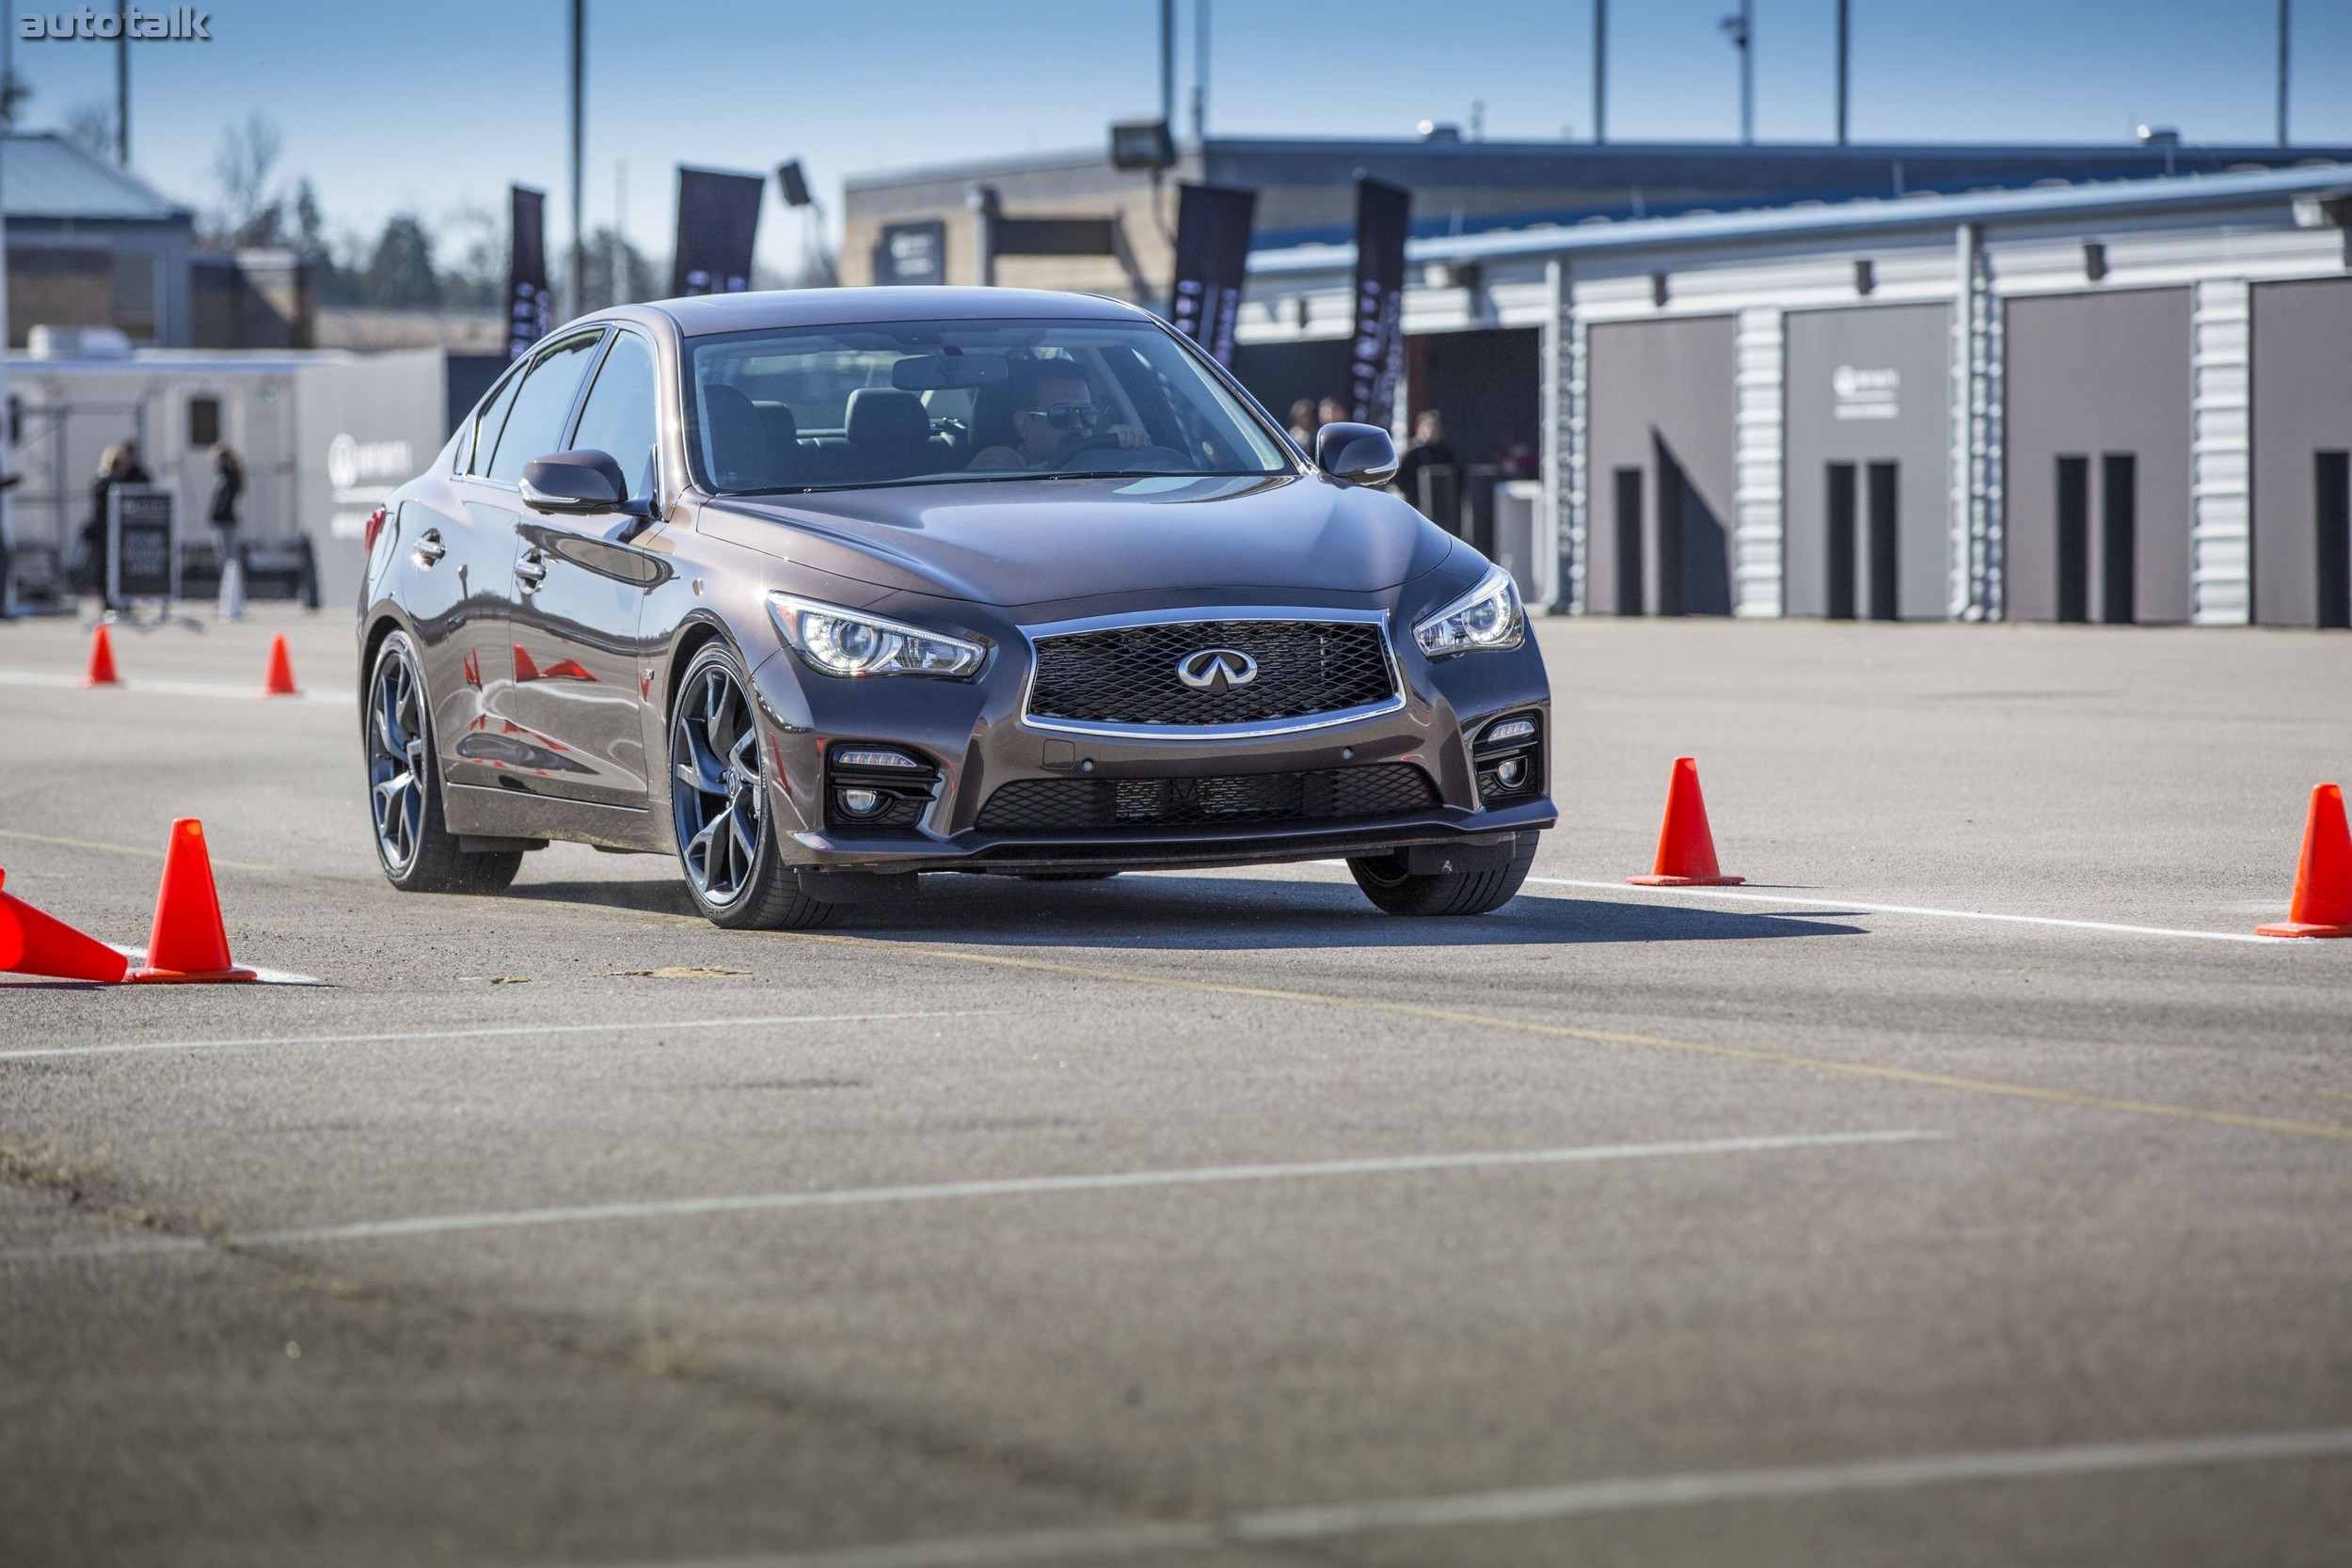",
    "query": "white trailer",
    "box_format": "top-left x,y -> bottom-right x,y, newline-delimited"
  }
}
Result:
5,342 -> 444,612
